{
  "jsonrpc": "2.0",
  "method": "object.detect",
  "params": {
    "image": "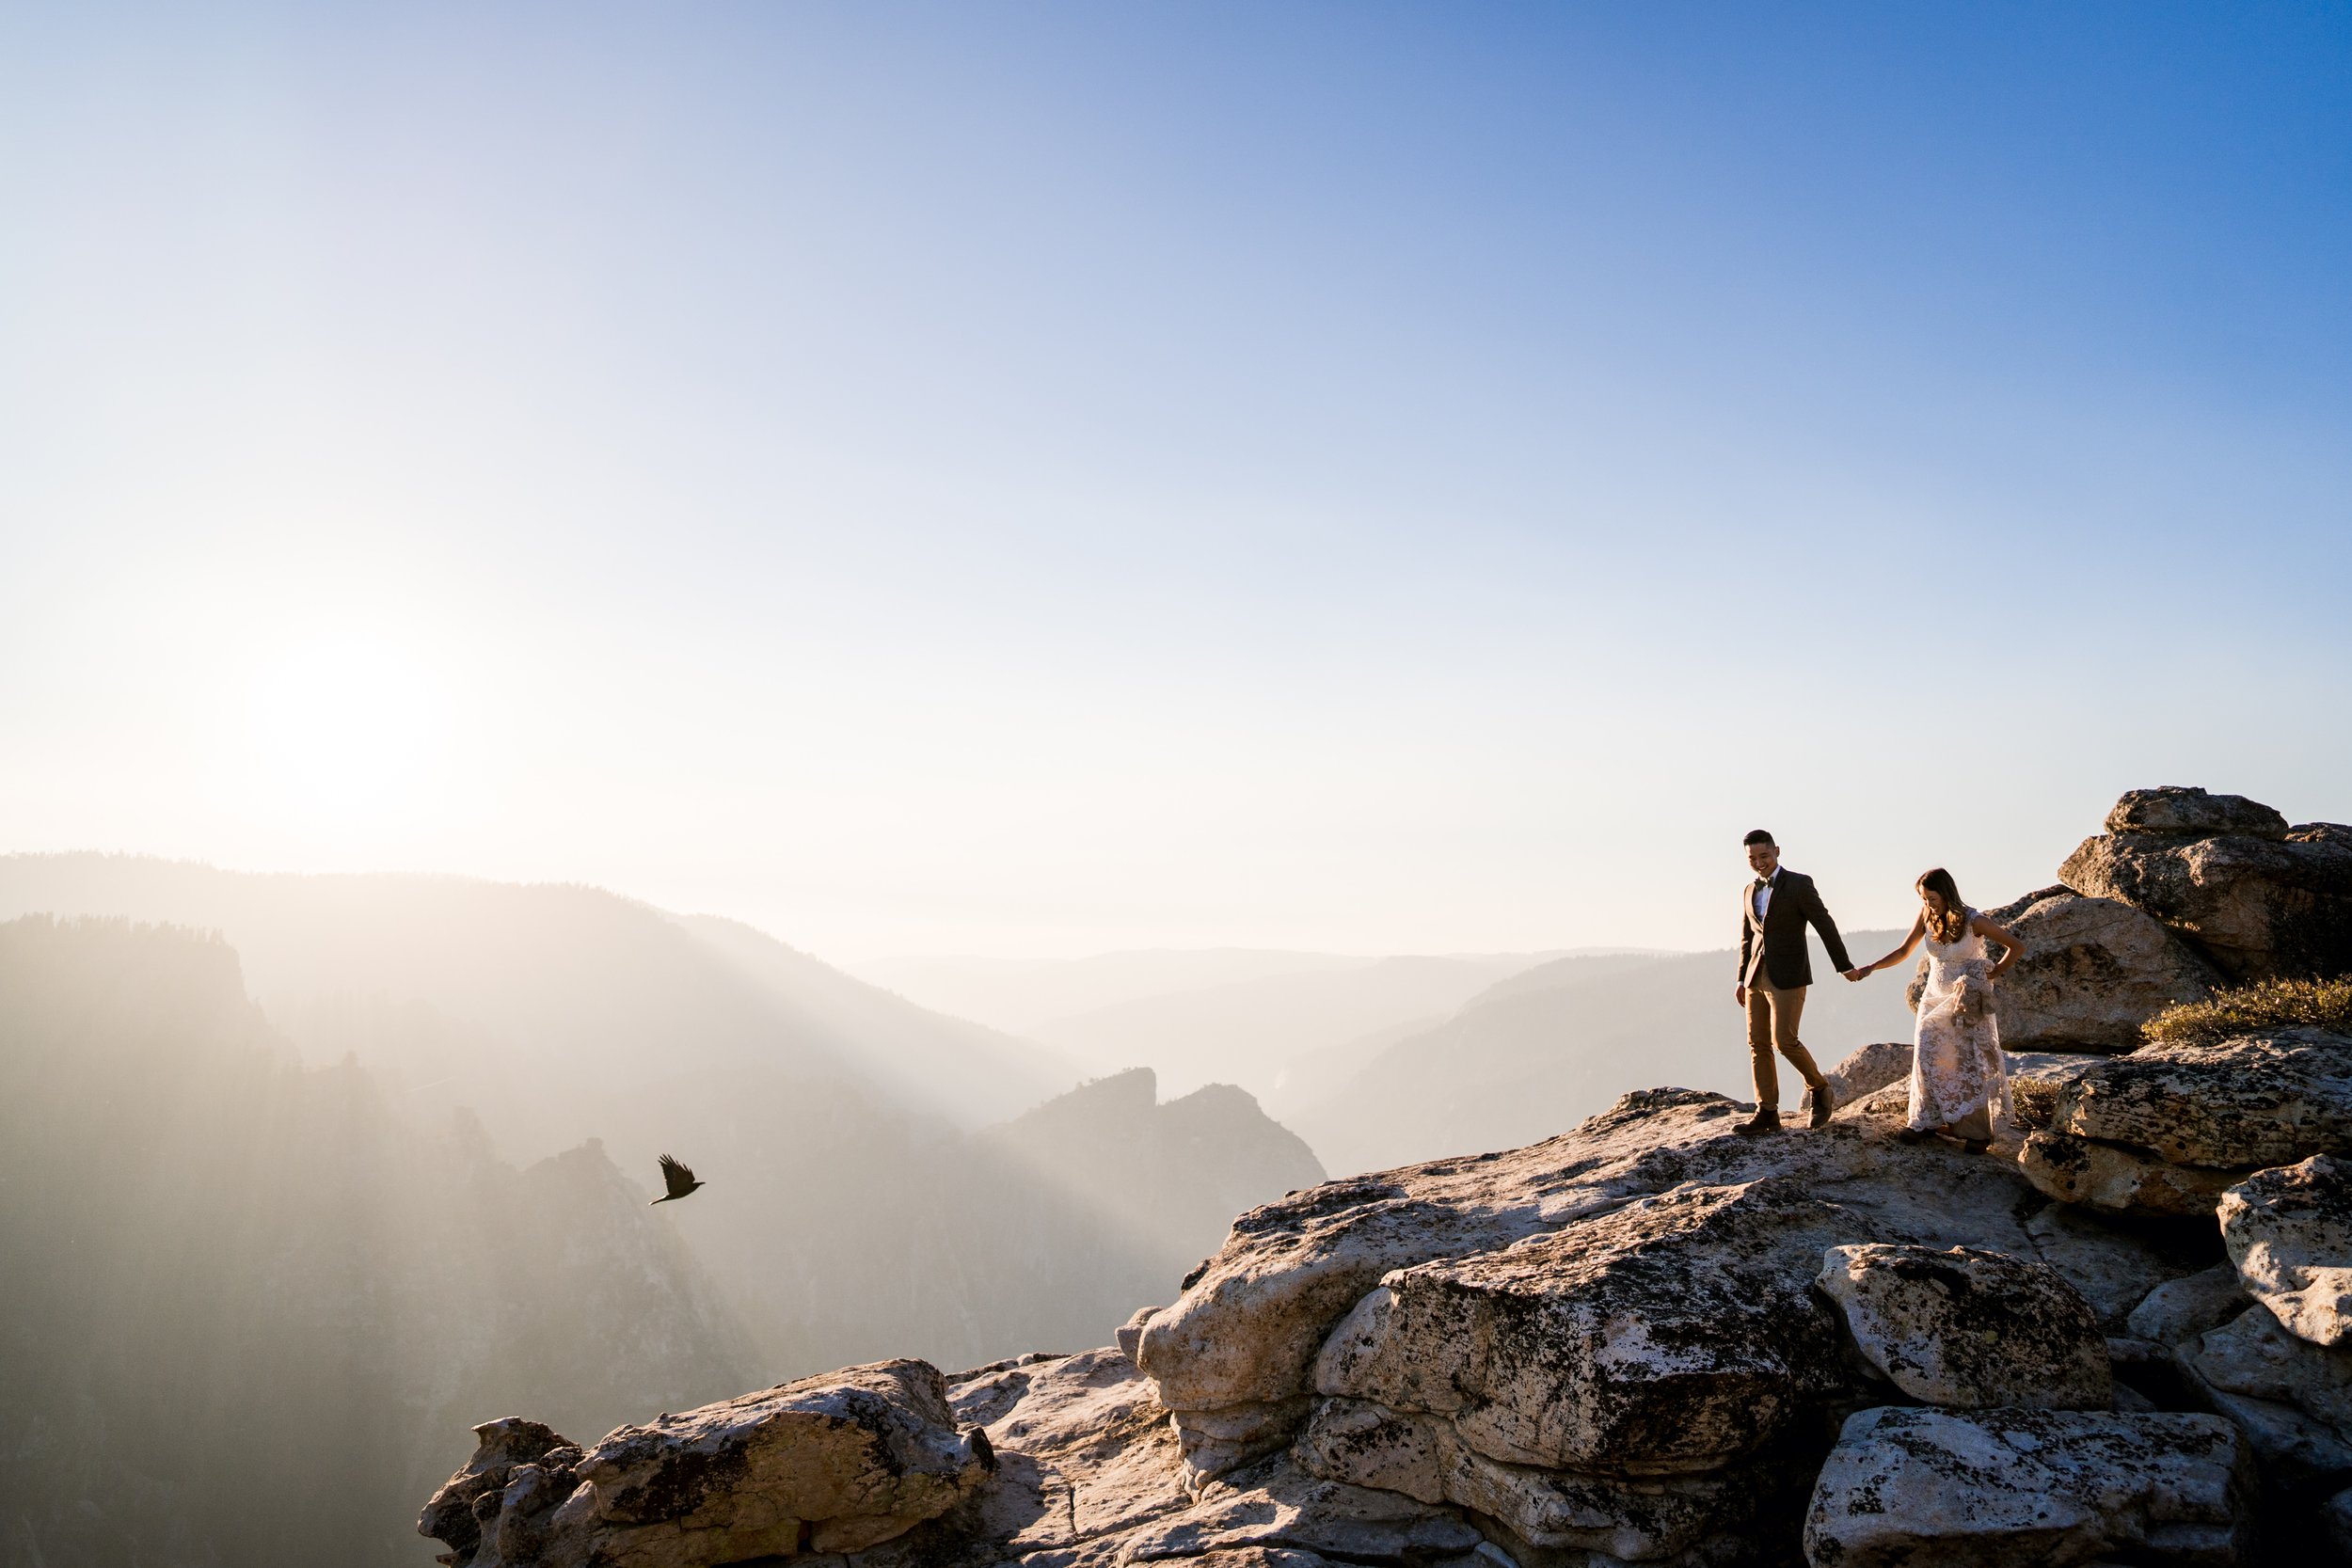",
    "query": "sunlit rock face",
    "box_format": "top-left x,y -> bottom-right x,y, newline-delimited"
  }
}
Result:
2060,787 -> 2352,981
2016,1028 -> 2352,1219
1970,888 -> 2224,1053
